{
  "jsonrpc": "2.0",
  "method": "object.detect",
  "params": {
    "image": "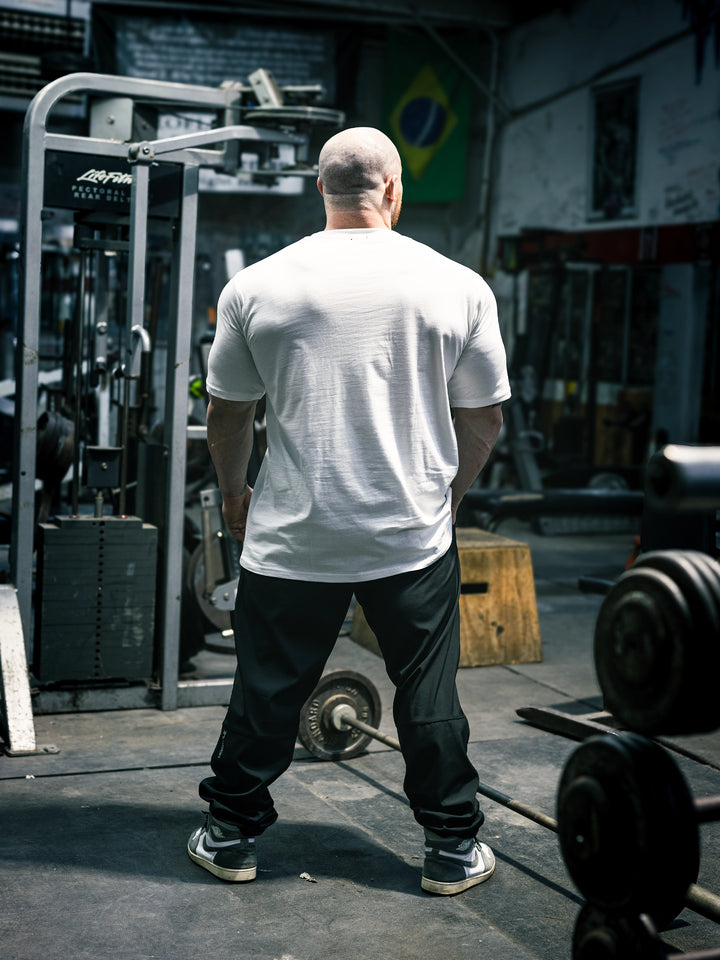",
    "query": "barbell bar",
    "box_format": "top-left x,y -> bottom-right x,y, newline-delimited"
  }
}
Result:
298,669 -> 559,833
333,702 -> 561,832
299,671 -> 720,928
